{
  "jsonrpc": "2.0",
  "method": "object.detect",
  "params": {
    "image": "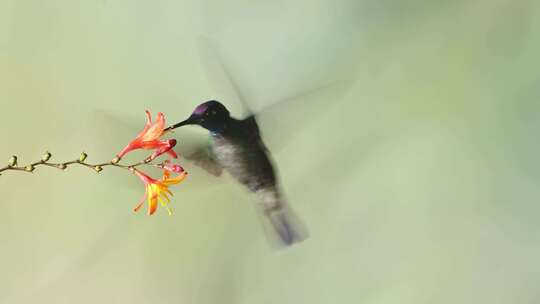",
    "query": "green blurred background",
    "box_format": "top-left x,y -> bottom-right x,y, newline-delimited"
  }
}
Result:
1,0 -> 540,303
